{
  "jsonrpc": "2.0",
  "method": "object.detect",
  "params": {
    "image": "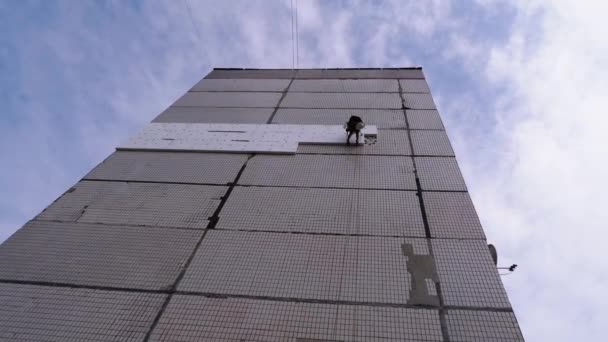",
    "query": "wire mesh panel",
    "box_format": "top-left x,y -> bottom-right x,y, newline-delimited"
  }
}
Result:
339,236 -> 430,304
432,239 -> 512,308
36,181 -> 226,229
445,310 -> 524,341
206,69 -> 296,79
399,79 -> 431,93
153,107 -> 274,124
295,68 -> 425,79
178,230 -> 430,304
191,78 -> 290,92
423,191 -> 486,239
290,79 -> 398,92
149,296 -> 442,342
406,110 -> 445,130
402,93 -> 437,109
280,93 -> 402,109
0,221 -> 202,290
336,305 -> 443,341
239,155 -> 417,190
411,130 -> 455,156
272,108 -> 407,129
415,157 -> 467,191
174,92 -> 282,108
217,186 -> 425,236
0,283 -> 166,342
85,151 -> 248,184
